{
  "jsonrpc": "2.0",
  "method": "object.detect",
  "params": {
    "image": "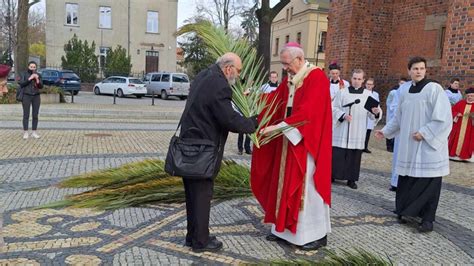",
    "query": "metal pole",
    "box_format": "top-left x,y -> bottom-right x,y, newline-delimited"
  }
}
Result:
346,106 -> 351,149
113,89 -> 116,104
71,91 -> 74,103
151,91 -> 155,106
